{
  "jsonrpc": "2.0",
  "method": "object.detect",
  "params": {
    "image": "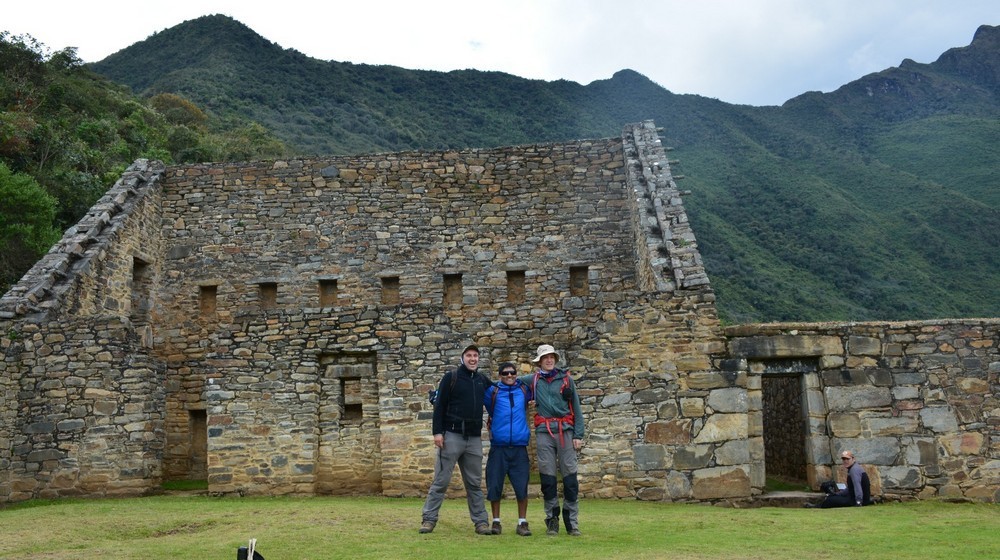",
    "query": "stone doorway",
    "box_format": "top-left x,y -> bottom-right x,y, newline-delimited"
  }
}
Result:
188,409 -> 208,480
761,373 -> 807,485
